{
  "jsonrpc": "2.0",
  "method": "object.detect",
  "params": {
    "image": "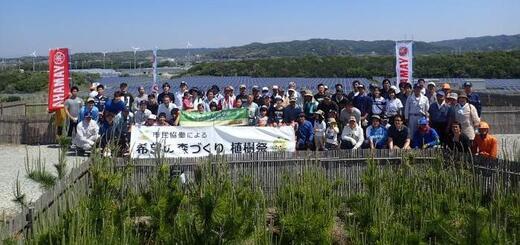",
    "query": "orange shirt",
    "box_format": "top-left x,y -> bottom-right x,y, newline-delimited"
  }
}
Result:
472,134 -> 498,158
